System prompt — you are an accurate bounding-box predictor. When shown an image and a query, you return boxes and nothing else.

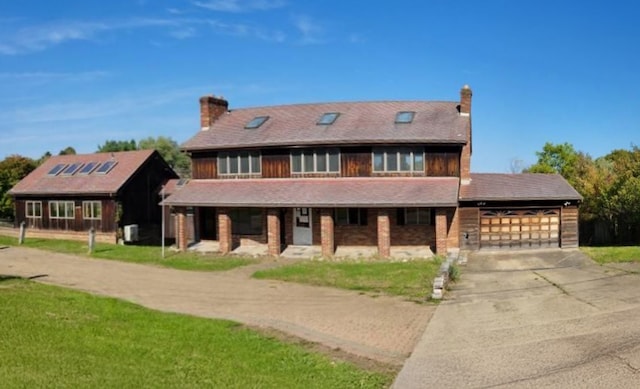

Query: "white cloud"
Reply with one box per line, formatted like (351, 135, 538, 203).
(193, 0, 285, 13)
(207, 20, 285, 42)
(292, 14, 324, 45)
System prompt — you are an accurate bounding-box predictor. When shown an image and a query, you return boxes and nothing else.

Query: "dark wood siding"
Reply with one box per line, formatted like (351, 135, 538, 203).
(426, 152, 460, 176)
(561, 206, 579, 248)
(192, 157, 217, 179)
(262, 151, 291, 178)
(341, 147, 372, 177)
(459, 207, 479, 250)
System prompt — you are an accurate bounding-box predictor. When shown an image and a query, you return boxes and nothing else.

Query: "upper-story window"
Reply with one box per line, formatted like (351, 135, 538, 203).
(218, 151, 261, 175)
(291, 148, 340, 173)
(372, 147, 424, 172)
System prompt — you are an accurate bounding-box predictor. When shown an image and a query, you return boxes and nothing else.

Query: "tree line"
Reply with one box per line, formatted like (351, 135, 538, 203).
(526, 142, 640, 245)
(0, 136, 190, 220)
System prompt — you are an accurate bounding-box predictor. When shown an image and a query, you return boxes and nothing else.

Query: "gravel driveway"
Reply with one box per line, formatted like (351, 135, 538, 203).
(0, 246, 435, 366)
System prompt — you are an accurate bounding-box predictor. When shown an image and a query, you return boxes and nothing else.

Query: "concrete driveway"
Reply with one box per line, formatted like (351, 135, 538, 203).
(394, 249, 640, 388)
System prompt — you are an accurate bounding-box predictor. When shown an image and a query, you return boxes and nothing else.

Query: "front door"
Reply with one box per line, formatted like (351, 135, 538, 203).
(293, 207, 312, 245)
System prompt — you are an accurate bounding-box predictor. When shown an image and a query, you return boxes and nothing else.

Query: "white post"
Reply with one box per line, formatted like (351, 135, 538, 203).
(88, 227, 95, 254)
(161, 185, 165, 259)
(18, 221, 26, 245)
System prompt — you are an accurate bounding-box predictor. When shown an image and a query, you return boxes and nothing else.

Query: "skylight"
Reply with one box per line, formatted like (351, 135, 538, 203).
(245, 116, 269, 129)
(78, 162, 99, 174)
(395, 111, 415, 124)
(61, 163, 83, 175)
(317, 112, 340, 125)
(95, 160, 117, 174)
(47, 164, 67, 176)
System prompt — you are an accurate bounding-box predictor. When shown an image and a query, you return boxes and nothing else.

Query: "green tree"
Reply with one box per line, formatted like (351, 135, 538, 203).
(58, 146, 76, 155)
(525, 142, 579, 179)
(96, 139, 137, 153)
(0, 155, 37, 219)
(138, 136, 190, 177)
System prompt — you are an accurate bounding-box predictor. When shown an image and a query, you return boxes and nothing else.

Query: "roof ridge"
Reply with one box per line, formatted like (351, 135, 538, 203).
(228, 100, 459, 111)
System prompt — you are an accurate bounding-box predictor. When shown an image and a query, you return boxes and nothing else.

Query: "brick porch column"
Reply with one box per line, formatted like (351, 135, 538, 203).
(377, 209, 391, 258)
(218, 208, 232, 254)
(320, 208, 335, 257)
(435, 208, 448, 255)
(267, 208, 281, 256)
(176, 207, 187, 251)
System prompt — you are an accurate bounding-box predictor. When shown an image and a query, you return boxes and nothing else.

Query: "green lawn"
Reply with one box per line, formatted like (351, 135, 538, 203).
(254, 259, 442, 302)
(0, 235, 255, 271)
(581, 246, 640, 264)
(0, 278, 390, 388)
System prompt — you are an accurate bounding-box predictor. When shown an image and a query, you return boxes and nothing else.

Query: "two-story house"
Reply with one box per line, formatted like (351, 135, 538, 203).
(163, 86, 581, 257)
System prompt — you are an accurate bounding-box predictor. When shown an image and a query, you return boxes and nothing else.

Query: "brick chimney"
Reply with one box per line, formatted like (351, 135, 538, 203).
(459, 84, 472, 116)
(199, 95, 229, 130)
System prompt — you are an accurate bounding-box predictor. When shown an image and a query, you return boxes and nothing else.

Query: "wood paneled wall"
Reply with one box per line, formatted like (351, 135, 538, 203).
(262, 152, 291, 178)
(192, 157, 217, 179)
(426, 152, 460, 177)
(341, 147, 372, 177)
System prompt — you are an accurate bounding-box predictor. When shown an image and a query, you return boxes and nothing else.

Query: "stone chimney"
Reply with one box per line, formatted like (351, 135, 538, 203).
(199, 95, 229, 130)
(459, 84, 472, 116)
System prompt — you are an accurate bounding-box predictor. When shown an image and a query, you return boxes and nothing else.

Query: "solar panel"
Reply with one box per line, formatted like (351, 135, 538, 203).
(61, 163, 83, 175)
(95, 160, 117, 174)
(78, 162, 98, 174)
(47, 164, 67, 176)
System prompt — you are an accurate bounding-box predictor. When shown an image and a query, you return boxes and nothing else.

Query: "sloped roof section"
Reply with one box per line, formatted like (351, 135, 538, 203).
(10, 150, 161, 196)
(162, 177, 460, 207)
(459, 173, 583, 201)
(183, 101, 469, 151)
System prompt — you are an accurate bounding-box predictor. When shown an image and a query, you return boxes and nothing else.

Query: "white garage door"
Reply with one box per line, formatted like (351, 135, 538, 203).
(480, 209, 560, 249)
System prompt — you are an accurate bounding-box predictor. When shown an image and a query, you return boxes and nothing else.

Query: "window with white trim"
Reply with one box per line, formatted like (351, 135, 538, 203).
(83, 201, 102, 220)
(26, 201, 42, 218)
(373, 147, 424, 172)
(335, 208, 368, 226)
(397, 208, 431, 225)
(291, 148, 340, 173)
(49, 201, 75, 219)
(218, 151, 261, 175)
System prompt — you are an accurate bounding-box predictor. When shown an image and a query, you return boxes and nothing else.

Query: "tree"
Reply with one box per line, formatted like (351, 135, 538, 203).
(0, 155, 37, 219)
(96, 139, 137, 153)
(36, 151, 52, 165)
(138, 136, 190, 177)
(58, 146, 76, 155)
(525, 142, 579, 179)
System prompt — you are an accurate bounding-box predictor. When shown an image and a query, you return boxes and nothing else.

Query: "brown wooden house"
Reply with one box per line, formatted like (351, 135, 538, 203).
(9, 150, 178, 243)
(163, 86, 581, 257)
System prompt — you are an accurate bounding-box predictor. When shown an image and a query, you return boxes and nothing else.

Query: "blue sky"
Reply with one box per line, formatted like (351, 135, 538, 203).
(1, 0, 638, 172)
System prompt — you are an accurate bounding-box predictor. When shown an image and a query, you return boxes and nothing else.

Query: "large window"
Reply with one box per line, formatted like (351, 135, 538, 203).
(83, 201, 102, 220)
(218, 151, 261, 175)
(230, 208, 263, 235)
(397, 208, 431, 225)
(372, 147, 424, 172)
(26, 201, 42, 218)
(49, 201, 75, 219)
(291, 148, 340, 173)
(335, 208, 368, 226)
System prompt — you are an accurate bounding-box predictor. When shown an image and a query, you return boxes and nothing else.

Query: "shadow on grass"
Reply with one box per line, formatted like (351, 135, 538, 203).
(0, 274, 49, 282)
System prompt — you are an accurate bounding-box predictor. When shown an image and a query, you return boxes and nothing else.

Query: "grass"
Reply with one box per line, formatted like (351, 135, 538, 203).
(254, 258, 442, 302)
(0, 235, 256, 271)
(0, 278, 391, 388)
(581, 246, 640, 264)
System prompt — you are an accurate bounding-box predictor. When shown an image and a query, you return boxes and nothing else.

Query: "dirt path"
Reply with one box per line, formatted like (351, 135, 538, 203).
(0, 246, 435, 365)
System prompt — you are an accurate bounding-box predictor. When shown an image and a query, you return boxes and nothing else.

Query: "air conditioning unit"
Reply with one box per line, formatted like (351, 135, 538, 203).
(124, 224, 139, 242)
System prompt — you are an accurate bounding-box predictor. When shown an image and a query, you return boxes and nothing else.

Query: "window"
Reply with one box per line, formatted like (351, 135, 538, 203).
(218, 151, 261, 175)
(78, 162, 99, 174)
(95, 161, 117, 174)
(62, 163, 83, 175)
(47, 164, 67, 176)
(372, 147, 424, 172)
(49, 201, 75, 219)
(395, 111, 415, 123)
(26, 201, 42, 218)
(245, 116, 269, 129)
(335, 208, 368, 226)
(83, 201, 102, 220)
(230, 208, 263, 235)
(397, 208, 431, 225)
(317, 112, 340, 125)
(291, 148, 340, 173)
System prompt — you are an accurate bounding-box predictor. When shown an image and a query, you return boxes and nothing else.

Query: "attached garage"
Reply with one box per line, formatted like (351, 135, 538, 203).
(459, 174, 582, 250)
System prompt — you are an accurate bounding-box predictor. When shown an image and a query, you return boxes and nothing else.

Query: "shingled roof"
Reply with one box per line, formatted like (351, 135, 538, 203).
(10, 150, 172, 196)
(182, 101, 469, 151)
(459, 173, 583, 201)
(162, 177, 460, 207)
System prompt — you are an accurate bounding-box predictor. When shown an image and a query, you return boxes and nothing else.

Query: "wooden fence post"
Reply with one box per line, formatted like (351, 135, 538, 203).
(88, 227, 95, 254)
(18, 221, 26, 245)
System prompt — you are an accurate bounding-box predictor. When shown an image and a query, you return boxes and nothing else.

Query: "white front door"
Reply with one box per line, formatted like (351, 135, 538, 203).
(293, 207, 312, 245)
